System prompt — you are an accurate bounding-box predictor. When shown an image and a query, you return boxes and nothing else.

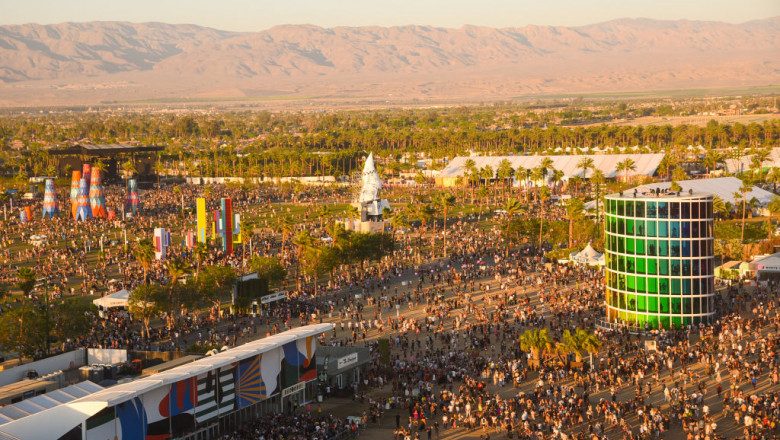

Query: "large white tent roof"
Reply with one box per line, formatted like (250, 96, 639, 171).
(723, 148, 780, 174)
(439, 154, 665, 180)
(632, 177, 775, 206)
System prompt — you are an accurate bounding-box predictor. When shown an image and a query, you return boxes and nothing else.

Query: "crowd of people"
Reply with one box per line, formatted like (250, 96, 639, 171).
(1, 179, 779, 439)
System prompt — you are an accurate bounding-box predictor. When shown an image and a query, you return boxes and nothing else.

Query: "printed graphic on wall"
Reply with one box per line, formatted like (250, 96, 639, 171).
(116, 397, 148, 440)
(235, 355, 265, 409)
(143, 385, 170, 440)
(85, 406, 117, 440)
(194, 367, 235, 424)
(260, 347, 282, 399)
(145, 377, 198, 439)
(282, 336, 317, 388)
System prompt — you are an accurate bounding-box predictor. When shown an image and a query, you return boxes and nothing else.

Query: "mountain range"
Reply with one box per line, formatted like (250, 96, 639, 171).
(0, 18, 777, 107)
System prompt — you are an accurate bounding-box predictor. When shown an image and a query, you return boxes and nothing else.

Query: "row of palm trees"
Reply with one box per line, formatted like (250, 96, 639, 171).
(519, 328, 602, 368)
(4, 109, 776, 156)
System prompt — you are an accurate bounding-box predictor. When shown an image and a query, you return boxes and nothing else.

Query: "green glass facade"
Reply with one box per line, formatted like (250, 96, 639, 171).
(604, 193, 715, 329)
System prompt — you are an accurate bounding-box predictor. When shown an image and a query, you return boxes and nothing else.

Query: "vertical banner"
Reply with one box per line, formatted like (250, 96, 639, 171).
(196, 198, 207, 244)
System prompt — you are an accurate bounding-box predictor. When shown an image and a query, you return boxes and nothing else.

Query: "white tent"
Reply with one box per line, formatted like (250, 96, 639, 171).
(631, 177, 775, 207)
(92, 289, 131, 309)
(438, 153, 665, 181)
(569, 243, 605, 266)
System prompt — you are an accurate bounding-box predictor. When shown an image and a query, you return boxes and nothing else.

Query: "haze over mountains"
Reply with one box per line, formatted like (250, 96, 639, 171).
(0, 18, 777, 107)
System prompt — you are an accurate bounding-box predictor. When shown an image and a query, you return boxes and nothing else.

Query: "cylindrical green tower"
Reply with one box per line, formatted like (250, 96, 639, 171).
(604, 192, 715, 329)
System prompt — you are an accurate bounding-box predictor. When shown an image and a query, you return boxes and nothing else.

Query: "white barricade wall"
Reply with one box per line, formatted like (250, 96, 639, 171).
(0, 349, 86, 387)
(87, 348, 128, 365)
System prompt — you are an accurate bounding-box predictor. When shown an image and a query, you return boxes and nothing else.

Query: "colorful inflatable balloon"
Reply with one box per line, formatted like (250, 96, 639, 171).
(89, 169, 107, 218)
(76, 178, 92, 221)
(126, 178, 140, 215)
(81, 164, 91, 190)
(42, 178, 59, 218)
(70, 171, 82, 220)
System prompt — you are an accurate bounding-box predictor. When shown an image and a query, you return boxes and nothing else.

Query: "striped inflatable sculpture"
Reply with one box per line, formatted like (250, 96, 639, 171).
(42, 178, 59, 218)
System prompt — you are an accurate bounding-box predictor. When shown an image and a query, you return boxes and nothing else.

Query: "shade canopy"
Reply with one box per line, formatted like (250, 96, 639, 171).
(92, 289, 131, 309)
(569, 243, 605, 266)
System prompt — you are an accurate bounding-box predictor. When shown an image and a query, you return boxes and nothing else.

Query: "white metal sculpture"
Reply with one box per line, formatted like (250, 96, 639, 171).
(358, 153, 390, 218)
(360, 153, 382, 203)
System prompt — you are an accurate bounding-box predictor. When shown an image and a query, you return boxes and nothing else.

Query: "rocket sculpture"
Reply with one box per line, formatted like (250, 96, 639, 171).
(126, 178, 140, 215)
(42, 178, 59, 218)
(70, 171, 82, 220)
(76, 178, 92, 221)
(89, 168, 107, 218)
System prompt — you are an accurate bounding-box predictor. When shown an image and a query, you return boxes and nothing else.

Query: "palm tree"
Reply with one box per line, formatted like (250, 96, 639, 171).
(128, 283, 161, 340)
(154, 159, 165, 188)
(15, 267, 37, 365)
(134, 239, 155, 285)
(345, 205, 360, 221)
(409, 203, 435, 263)
(616, 158, 637, 183)
(767, 196, 780, 239)
(164, 258, 192, 330)
(316, 205, 330, 229)
(519, 328, 553, 368)
(561, 328, 602, 367)
(538, 187, 551, 248)
(577, 157, 595, 180)
(464, 159, 478, 202)
(751, 147, 771, 181)
(193, 242, 209, 275)
(92, 159, 108, 174)
(540, 157, 554, 175)
(565, 198, 585, 248)
(740, 181, 752, 243)
(660, 154, 677, 179)
(435, 194, 457, 258)
(712, 196, 727, 220)
(515, 165, 527, 199)
(702, 149, 724, 176)
(293, 229, 316, 288)
(122, 160, 138, 179)
(590, 168, 607, 237)
(326, 221, 348, 248)
(479, 165, 494, 188)
(496, 159, 515, 199)
(277, 215, 295, 252)
(500, 197, 524, 256)
(765, 167, 780, 193)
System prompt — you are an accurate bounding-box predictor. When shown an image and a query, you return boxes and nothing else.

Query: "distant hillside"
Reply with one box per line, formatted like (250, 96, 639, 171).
(0, 18, 777, 107)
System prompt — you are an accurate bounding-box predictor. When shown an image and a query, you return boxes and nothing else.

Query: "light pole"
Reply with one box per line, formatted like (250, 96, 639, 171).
(34, 276, 50, 357)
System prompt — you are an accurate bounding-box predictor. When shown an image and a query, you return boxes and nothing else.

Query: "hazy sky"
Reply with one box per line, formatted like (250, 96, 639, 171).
(1, 0, 777, 31)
